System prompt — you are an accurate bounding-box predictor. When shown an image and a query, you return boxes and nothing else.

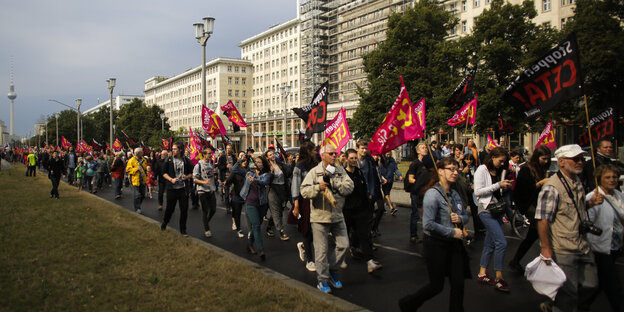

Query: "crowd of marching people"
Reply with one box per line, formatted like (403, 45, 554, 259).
(2, 137, 624, 312)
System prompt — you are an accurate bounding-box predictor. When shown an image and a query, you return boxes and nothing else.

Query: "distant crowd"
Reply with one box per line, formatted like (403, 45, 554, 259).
(2, 137, 623, 311)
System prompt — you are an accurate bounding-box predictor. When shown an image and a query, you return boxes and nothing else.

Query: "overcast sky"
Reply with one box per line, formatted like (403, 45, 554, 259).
(0, 0, 296, 137)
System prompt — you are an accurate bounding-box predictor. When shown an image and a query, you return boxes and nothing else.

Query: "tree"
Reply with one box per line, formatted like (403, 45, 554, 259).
(462, 0, 561, 133)
(114, 98, 173, 148)
(352, 0, 463, 139)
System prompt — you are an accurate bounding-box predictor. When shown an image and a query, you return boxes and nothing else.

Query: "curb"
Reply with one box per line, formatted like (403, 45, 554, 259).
(84, 183, 370, 312)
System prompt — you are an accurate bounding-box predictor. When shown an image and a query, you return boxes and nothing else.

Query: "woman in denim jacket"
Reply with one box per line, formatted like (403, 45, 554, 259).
(399, 157, 470, 312)
(240, 155, 271, 261)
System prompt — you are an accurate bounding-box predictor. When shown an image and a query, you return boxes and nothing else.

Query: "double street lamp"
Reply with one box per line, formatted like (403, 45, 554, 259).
(160, 113, 166, 132)
(279, 85, 291, 147)
(194, 16, 215, 108)
(107, 78, 116, 151)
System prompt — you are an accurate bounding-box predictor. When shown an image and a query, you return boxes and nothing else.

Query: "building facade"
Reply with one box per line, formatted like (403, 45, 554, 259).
(82, 95, 144, 115)
(144, 57, 252, 151)
(239, 18, 305, 150)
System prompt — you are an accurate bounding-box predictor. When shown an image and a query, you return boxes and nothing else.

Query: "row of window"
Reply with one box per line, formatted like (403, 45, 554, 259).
(252, 93, 300, 108)
(252, 80, 299, 97)
(227, 89, 247, 97)
(241, 25, 299, 53)
(226, 65, 247, 73)
(249, 39, 298, 61)
(227, 77, 247, 85)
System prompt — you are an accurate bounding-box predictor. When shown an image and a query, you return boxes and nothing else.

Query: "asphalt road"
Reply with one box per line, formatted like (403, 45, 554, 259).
(74, 181, 617, 312)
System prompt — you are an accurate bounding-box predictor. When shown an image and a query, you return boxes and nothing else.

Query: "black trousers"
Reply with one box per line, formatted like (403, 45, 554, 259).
(344, 209, 374, 260)
(163, 188, 189, 232)
(585, 251, 623, 312)
(50, 175, 60, 198)
(231, 200, 244, 231)
(399, 236, 466, 312)
(199, 191, 216, 231)
(511, 216, 538, 263)
(158, 180, 166, 206)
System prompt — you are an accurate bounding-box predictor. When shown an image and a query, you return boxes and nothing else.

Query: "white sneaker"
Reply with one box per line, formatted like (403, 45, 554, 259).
(237, 231, 245, 238)
(297, 242, 306, 262)
(367, 259, 383, 273)
(136, 209, 141, 214)
(205, 230, 212, 238)
(232, 223, 237, 231)
(306, 261, 316, 272)
(340, 260, 348, 269)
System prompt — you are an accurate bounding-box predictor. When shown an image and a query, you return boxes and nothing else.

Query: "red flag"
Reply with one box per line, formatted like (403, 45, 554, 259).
(162, 138, 170, 150)
(535, 120, 557, 149)
(188, 127, 202, 165)
(221, 100, 248, 128)
(446, 96, 477, 126)
(92, 139, 103, 151)
(61, 136, 72, 149)
(120, 130, 137, 147)
(368, 76, 424, 156)
(202, 106, 227, 139)
(112, 138, 123, 151)
(320, 108, 352, 155)
(486, 134, 500, 150)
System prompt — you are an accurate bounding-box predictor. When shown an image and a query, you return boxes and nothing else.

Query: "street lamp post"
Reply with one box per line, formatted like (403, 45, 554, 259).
(194, 16, 215, 108)
(160, 113, 166, 132)
(75, 99, 82, 144)
(55, 114, 59, 147)
(107, 78, 116, 151)
(279, 85, 291, 147)
(45, 116, 48, 147)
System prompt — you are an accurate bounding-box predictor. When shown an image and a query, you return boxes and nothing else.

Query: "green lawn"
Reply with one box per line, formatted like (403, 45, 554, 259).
(0, 165, 340, 312)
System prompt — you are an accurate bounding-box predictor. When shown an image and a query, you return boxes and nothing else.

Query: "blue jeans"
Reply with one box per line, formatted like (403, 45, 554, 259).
(478, 211, 507, 271)
(133, 184, 146, 211)
(410, 193, 421, 238)
(113, 178, 123, 196)
(246, 204, 267, 252)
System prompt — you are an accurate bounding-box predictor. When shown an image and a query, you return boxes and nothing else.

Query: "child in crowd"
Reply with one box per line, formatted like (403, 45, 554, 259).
(75, 158, 86, 192)
(146, 165, 156, 198)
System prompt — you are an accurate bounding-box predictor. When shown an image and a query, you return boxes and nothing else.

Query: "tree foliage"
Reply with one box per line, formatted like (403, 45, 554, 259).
(352, 0, 462, 139)
(115, 98, 173, 147)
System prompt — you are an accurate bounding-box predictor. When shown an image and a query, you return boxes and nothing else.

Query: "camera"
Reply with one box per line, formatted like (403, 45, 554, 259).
(580, 221, 602, 236)
(323, 174, 334, 192)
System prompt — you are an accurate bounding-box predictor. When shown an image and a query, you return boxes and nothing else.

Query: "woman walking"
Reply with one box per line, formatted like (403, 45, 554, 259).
(475, 147, 512, 292)
(265, 149, 290, 241)
(380, 150, 403, 215)
(398, 157, 470, 312)
(240, 156, 271, 261)
(586, 164, 624, 311)
(289, 141, 318, 271)
(228, 152, 249, 238)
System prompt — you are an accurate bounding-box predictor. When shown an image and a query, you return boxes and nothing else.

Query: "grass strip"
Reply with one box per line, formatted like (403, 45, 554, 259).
(0, 166, 340, 312)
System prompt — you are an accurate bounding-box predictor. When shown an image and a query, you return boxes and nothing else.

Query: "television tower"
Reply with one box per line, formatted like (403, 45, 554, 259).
(7, 60, 16, 136)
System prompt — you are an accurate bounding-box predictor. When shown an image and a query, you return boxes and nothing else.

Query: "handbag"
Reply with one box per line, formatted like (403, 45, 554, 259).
(486, 200, 507, 218)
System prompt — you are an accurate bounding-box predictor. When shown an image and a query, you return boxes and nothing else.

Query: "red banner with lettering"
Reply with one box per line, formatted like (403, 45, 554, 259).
(487, 134, 500, 150)
(320, 108, 351, 155)
(446, 96, 477, 126)
(112, 138, 123, 151)
(369, 76, 425, 156)
(535, 120, 557, 149)
(188, 127, 202, 165)
(502, 33, 583, 119)
(61, 136, 71, 150)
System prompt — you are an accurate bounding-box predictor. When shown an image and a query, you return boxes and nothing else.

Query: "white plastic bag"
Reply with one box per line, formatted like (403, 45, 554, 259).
(524, 254, 567, 301)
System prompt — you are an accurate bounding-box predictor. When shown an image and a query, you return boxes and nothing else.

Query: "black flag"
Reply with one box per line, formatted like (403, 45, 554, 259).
(293, 81, 328, 140)
(502, 33, 583, 119)
(577, 107, 616, 147)
(446, 67, 476, 111)
(120, 130, 137, 148)
(494, 112, 514, 137)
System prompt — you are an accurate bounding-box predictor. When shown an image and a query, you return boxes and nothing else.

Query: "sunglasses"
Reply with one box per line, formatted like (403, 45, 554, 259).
(566, 156, 584, 163)
(326, 152, 337, 156)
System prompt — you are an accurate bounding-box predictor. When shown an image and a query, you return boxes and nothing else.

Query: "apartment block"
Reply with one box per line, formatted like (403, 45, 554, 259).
(239, 18, 304, 150)
(144, 57, 252, 151)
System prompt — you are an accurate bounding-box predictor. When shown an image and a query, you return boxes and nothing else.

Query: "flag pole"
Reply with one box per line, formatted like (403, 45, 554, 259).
(583, 94, 599, 188)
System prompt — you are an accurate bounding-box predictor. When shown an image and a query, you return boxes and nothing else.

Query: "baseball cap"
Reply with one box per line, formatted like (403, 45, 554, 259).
(554, 144, 585, 159)
(268, 144, 275, 149)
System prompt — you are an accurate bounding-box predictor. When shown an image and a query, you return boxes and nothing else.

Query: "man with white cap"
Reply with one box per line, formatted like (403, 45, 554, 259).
(535, 144, 604, 312)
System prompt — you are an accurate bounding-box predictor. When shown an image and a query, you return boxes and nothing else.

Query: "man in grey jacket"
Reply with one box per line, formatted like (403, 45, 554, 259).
(194, 147, 217, 238)
(301, 144, 354, 294)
